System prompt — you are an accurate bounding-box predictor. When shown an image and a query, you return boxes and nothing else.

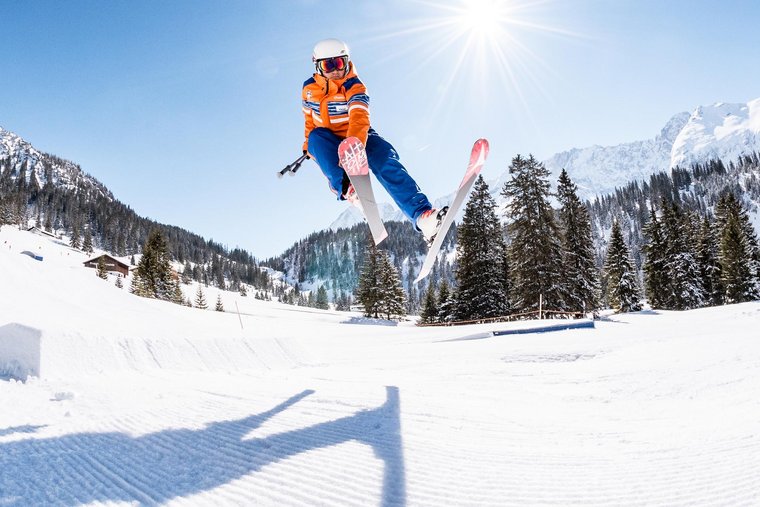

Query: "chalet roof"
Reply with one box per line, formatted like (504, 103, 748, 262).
(26, 226, 57, 238)
(83, 254, 130, 269)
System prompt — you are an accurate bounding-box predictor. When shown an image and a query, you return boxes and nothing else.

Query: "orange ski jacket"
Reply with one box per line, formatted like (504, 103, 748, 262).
(301, 63, 371, 154)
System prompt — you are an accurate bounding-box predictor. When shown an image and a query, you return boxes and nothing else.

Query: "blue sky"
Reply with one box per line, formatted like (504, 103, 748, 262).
(2, 0, 760, 258)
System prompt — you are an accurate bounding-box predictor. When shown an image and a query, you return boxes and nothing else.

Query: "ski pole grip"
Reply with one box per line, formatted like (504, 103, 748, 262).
(288, 153, 309, 176)
(277, 153, 309, 179)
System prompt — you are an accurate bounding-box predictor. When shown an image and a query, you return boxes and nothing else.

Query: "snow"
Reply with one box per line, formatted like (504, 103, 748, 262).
(671, 99, 760, 170)
(543, 112, 691, 201)
(331, 97, 760, 232)
(543, 98, 760, 202)
(2, 224, 760, 505)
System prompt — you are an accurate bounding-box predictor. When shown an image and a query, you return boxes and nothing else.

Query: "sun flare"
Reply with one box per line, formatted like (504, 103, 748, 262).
(361, 0, 581, 130)
(456, 0, 509, 39)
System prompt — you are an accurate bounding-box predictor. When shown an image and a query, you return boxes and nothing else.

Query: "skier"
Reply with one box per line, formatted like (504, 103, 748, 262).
(301, 38, 444, 242)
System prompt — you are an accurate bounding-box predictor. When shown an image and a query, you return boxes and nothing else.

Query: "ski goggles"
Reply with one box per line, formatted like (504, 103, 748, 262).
(316, 56, 349, 74)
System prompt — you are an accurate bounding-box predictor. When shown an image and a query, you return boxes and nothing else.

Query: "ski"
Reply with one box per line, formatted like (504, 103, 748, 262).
(338, 137, 388, 245)
(415, 138, 489, 283)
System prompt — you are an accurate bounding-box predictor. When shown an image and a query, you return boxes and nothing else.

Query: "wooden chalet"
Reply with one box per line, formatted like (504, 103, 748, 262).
(83, 254, 131, 277)
(26, 226, 57, 239)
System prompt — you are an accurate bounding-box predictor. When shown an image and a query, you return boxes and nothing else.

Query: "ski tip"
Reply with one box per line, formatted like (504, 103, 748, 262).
(466, 138, 489, 171)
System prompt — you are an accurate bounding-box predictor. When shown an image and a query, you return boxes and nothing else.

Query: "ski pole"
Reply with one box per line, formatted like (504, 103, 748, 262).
(277, 153, 309, 178)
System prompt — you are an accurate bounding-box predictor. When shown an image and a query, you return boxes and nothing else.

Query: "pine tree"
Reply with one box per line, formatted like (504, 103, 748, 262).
(556, 169, 600, 313)
(213, 254, 226, 290)
(130, 271, 147, 296)
(736, 199, 760, 297)
(719, 215, 755, 303)
(0, 196, 12, 226)
(406, 270, 419, 316)
(715, 192, 760, 303)
(438, 279, 455, 323)
(171, 283, 185, 305)
(0, 173, 12, 225)
(376, 250, 407, 320)
(642, 207, 669, 308)
(696, 217, 723, 306)
(96, 256, 108, 280)
(603, 221, 642, 312)
(131, 229, 182, 302)
(661, 202, 705, 310)
(356, 242, 381, 317)
(454, 176, 509, 321)
(418, 282, 439, 325)
(181, 261, 193, 284)
(115, 275, 124, 289)
(70, 222, 81, 250)
(499, 242, 512, 309)
(215, 294, 224, 312)
(334, 291, 352, 311)
(356, 244, 406, 320)
(82, 228, 93, 254)
(315, 285, 330, 310)
(291, 284, 302, 306)
(17, 202, 29, 230)
(503, 154, 566, 314)
(195, 285, 208, 309)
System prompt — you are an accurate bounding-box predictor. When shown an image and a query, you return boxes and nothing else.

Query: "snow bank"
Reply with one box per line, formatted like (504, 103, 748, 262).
(0, 323, 41, 379)
(0, 226, 333, 379)
(2, 224, 760, 505)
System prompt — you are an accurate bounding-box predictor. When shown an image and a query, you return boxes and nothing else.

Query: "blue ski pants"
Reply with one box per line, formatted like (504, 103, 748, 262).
(307, 127, 432, 225)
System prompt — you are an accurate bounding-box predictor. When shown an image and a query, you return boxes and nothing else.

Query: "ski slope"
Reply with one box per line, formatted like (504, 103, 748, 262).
(1, 225, 759, 506)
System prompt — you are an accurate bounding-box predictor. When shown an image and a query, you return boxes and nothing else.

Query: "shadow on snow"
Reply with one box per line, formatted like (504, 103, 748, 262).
(0, 387, 406, 506)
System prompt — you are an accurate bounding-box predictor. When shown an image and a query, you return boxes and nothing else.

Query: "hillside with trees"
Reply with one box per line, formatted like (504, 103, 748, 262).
(0, 153, 274, 297)
(3, 126, 758, 317)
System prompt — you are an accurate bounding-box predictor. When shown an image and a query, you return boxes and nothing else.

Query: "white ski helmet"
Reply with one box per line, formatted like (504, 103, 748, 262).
(312, 38, 350, 62)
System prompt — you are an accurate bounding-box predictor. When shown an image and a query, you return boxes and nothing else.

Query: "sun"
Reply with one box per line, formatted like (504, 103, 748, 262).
(360, 0, 581, 132)
(375, 0, 556, 88)
(409, 0, 535, 107)
(455, 0, 509, 39)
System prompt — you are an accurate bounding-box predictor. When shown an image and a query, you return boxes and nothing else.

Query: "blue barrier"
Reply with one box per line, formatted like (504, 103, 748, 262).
(20, 251, 44, 261)
(491, 319, 595, 336)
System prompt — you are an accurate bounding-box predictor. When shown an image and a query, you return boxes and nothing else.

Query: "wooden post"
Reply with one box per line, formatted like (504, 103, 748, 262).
(235, 301, 244, 330)
(539, 294, 543, 320)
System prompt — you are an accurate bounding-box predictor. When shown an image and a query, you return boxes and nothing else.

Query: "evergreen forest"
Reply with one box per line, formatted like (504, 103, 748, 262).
(3, 139, 759, 319)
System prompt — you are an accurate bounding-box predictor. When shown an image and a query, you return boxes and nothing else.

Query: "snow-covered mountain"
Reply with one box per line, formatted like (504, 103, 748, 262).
(331, 97, 760, 229)
(0, 126, 110, 198)
(542, 111, 691, 200)
(547, 98, 760, 201)
(670, 99, 760, 170)
(330, 202, 400, 230)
